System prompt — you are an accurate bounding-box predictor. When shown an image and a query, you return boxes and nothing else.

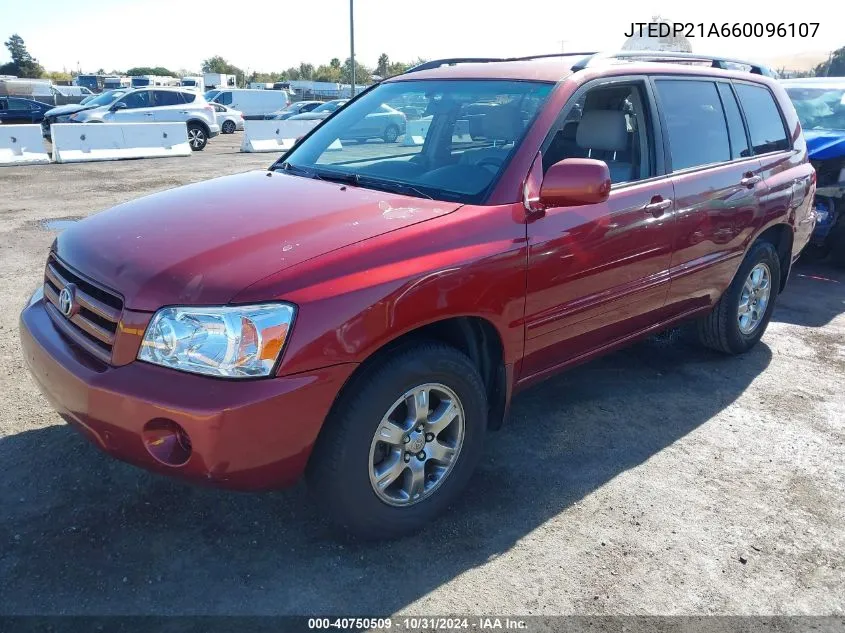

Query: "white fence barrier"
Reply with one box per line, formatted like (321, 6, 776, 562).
(51, 123, 191, 163)
(241, 119, 323, 153)
(0, 125, 51, 166)
(401, 118, 474, 146)
(402, 118, 432, 146)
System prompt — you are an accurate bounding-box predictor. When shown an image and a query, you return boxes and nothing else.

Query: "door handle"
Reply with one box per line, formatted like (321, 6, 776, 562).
(644, 197, 672, 217)
(740, 174, 761, 187)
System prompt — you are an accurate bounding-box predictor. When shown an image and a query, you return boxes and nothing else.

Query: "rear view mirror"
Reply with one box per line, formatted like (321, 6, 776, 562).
(540, 158, 611, 208)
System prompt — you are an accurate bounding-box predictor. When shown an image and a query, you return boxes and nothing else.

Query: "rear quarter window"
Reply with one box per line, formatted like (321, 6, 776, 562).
(734, 83, 790, 154)
(182, 92, 196, 103)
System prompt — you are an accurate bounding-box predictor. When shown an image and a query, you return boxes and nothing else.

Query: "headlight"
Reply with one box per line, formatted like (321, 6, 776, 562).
(138, 303, 295, 378)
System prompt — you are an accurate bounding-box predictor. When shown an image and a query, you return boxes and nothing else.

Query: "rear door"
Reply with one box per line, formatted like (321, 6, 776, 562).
(652, 78, 764, 314)
(151, 90, 186, 123)
(522, 76, 676, 379)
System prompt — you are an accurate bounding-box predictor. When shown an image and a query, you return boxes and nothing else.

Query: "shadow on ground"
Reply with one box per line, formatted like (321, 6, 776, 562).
(774, 259, 845, 328)
(0, 330, 778, 616)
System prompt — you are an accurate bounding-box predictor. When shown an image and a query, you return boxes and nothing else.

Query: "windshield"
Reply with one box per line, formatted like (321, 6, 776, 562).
(132, 78, 150, 87)
(278, 80, 553, 203)
(182, 79, 197, 86)
(786, 85, 845, 131)
(204, 89, 221, 102)
(86, 90, 124, 107)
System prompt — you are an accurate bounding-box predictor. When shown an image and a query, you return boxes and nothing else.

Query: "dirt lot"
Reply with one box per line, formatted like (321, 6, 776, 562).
(0, 133, 843, 616)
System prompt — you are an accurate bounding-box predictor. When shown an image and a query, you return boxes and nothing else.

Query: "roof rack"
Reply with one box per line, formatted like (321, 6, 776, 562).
(570, 51, 776, 77)
(405, 52, 599, 74)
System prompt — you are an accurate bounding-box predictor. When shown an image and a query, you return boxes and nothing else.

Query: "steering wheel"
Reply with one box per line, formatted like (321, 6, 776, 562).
(476, 156, 505, 173)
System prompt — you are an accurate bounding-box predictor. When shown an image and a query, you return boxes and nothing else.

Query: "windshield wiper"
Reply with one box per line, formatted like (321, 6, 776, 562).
(311, 168, 361, 186)
(362, 179, 434, 200)
(276, 161, 322, 179)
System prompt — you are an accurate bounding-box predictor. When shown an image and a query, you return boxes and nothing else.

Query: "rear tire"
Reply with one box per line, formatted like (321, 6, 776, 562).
(221, 120, 236, 134)
(306, 342, 487, 540)
(695, 239, 781, 354)
(187, 123, 208, 151)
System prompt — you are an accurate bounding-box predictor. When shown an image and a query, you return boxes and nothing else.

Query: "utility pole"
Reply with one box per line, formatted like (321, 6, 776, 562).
(350, 0, 356, 97)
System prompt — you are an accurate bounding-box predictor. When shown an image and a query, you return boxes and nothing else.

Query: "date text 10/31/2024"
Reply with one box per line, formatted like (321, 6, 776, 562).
(624, 22, 820, 38)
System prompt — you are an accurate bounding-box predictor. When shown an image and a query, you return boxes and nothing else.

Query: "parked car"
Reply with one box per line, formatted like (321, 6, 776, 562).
(268, 101, 324, 120)
(205, 88, 288, 120)
(782, 78, 845, 266)
(290, 98, 409, 142)
(288, 99, 348, 121)
(68, 87, 220, 150)
(211, 102, 244, 134)
(42, 89, 129, 138)
(20, 53, 814, 540)
(0, 96, 52, 124)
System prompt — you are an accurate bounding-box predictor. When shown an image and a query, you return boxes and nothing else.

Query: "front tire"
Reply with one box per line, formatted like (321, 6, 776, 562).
(695, 239, 781, 354)
(186, 123, 208, 151)
(306, 342, 487, 540)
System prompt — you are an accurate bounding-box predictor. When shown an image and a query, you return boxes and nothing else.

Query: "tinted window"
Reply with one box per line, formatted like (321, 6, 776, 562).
(120, 91, 152, 109)
(218, 92, 233, 105)
(9, 98, 33, 110)
(182, 92, 196, 103)
(734, 84, 790, 154)
(154, 91, 182, 106)
(717, 83, 751, 159)
(213, 103, 226, 112)
(656, 80, 730, 171)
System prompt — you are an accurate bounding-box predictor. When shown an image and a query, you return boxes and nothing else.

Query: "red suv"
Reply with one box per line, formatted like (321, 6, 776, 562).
(20, 52, 816, 539)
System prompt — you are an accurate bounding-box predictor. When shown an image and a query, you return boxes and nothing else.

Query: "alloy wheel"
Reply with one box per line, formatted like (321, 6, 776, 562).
(368, 383, 465, 507)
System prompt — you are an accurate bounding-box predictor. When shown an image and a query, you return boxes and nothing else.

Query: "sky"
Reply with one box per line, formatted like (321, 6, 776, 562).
(1, 0, 842, 74)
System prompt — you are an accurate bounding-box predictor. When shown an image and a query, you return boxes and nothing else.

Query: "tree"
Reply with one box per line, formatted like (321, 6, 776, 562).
(126, 66, 175, 77)
(330, 58, 341, 70)
(2, 34, 44, 78)
(43, 70, 72, 82)
(813, 46, 845, 77)
(201, 56, 245, 86)
(376, 53, 389, 78)
(341, 57, 373, 86)
(298, 62, 314, 80)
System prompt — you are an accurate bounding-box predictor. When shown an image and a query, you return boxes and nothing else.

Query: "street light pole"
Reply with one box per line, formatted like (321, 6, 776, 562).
(350, 0, 356, 97)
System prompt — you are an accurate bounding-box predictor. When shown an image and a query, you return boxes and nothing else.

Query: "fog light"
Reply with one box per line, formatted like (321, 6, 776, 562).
(142, 419, 192, 467)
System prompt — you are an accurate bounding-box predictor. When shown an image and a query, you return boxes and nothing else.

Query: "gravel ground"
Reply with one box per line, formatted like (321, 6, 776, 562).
(0, 133, 843, 616)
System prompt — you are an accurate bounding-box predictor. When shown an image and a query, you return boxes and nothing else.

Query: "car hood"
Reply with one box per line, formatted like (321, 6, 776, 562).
(54, 170, 460, 311)
(45, 103, 93, 118)
(804, 129, 845, 161)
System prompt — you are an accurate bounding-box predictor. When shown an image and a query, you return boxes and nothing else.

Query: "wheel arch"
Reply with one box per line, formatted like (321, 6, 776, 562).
(753, 222, 794, 293)
(186, 118, 210, 136)
(322, 316, 510, 436)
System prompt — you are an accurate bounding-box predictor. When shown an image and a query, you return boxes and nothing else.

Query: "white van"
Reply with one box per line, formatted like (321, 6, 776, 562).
(206, 88, 288, 119)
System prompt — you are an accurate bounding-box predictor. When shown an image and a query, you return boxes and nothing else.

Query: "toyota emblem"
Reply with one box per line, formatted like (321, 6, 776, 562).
(58, 284, 76, 318)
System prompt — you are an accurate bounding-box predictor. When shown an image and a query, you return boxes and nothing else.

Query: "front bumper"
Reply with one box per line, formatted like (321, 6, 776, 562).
(20, 298, 356, 490)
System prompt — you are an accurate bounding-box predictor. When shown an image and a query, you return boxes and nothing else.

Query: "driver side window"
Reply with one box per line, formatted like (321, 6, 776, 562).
(542, 81, 655, 185)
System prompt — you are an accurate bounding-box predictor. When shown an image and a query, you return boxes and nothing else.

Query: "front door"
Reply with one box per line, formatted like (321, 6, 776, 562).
(521, 78, 676, 381)
(104, 90, 154, 123)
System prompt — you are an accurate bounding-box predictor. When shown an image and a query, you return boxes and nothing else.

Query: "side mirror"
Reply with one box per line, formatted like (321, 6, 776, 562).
(539, 158, 612, 208)
(110, 102, 127, 111)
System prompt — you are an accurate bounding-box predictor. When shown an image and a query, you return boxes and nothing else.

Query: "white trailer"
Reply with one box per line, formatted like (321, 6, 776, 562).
(181, 76, 205, 92)
(203, 73, 236, 90)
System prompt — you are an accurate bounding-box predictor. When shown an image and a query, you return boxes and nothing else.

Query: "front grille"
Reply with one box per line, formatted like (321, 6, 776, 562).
(43, 255, 123, 364)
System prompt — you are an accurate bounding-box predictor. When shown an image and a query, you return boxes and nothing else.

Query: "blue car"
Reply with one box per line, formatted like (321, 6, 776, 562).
(783, 78, 845, 265)
(0, 96, 53, 124)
